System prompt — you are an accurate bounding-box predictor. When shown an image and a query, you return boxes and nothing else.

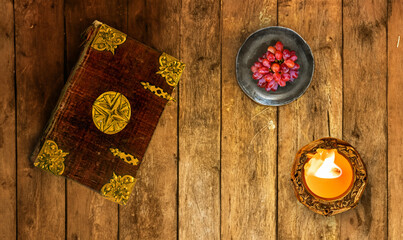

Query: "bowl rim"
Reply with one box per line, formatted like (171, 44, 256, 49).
(235, 26, 315, 106)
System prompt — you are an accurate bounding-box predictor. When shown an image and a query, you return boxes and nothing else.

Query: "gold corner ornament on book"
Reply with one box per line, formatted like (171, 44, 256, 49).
(101, 172, 137, 205)
(110, 148, 139, 166)
(157, 53, 185, 87)
(30, 20, 184, 205)
(34, 140, 68, 176)
(91, 24, 126, 54)
(92, 91, 131, 135)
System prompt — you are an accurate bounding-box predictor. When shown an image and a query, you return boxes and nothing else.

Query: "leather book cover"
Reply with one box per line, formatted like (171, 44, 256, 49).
(30, 20, 185, 205)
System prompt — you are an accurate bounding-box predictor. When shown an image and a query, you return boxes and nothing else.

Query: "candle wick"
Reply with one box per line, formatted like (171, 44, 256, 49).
(314, 151, 342, 179)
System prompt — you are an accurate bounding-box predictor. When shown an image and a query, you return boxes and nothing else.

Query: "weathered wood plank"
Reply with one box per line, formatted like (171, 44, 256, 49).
(179, 0, 221, 239)
(277, 0, 343, 239)
(64, 1, 127, 239)
(15, 0, 65, 239)
(126, 0, 146, 43)
(64, 0, 128, 71)
(0, 0, 16, 239)
(341, 0, 387, 239)
(221, 0, 277, 239)
(119, 0, 180, 239)
(387, 0, 403, 239)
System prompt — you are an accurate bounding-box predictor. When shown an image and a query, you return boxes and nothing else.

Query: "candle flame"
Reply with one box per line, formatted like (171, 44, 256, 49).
(305, 149, 342, 179)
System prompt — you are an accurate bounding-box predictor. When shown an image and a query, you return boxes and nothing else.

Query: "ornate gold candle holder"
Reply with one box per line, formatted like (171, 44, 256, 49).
(291, 137, 367, 216)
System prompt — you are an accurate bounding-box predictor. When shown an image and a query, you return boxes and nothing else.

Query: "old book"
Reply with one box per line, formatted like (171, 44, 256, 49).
(30, 20, 184, 205)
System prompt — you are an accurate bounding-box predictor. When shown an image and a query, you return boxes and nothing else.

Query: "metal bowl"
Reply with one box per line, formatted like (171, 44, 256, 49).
(236, 26, 314, 106)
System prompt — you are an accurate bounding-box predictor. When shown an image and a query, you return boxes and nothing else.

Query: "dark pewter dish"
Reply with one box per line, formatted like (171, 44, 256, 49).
(236, 26, 314, 106)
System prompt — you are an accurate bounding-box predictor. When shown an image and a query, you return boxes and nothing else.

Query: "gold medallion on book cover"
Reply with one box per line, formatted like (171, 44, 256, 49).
(92, 91, 131, 134)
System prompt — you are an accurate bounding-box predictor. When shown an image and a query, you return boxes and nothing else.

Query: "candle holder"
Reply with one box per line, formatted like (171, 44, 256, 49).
(291, 137, 367, 216)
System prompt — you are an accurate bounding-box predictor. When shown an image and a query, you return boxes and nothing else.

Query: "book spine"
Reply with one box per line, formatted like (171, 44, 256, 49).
(30, 22, 101, 163)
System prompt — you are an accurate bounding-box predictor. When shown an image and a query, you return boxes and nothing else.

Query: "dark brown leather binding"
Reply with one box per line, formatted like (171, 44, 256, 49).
(30, 20, 184, 205)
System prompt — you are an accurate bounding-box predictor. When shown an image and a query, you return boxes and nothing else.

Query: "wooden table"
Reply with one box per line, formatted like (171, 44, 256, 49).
(1, 0, 402, 239)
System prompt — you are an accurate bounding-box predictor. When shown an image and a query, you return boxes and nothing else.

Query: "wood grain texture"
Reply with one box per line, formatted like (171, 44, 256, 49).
(15, 0, 66, 239)
(64, 1, 126, 239)
(342, 0, 387, 239)
(179, 0, 221, 239)
(64, 0, 128, 72)
(0, 0, 16, 239)
(6, 0, 400, 238)
(388, 0, 403, 239)
(119, 0, 180, 239)
(221, 0, 277, 239)
(277, 0, 343, 239)
(126, 0, 146, 43)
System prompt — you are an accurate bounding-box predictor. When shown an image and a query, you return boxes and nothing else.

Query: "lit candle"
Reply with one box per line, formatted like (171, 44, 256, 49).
(291, 138, 367, 216)
(303, 149, 354, 200)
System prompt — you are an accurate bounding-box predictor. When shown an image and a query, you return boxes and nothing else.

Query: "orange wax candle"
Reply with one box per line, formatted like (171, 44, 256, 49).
(303, 149, 354, 200)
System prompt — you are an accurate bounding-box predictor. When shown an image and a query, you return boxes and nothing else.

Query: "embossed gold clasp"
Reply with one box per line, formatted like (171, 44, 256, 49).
(34, 140, 68, 176)
(110, 148, 139, 166)
(140, 82, 175, 101)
